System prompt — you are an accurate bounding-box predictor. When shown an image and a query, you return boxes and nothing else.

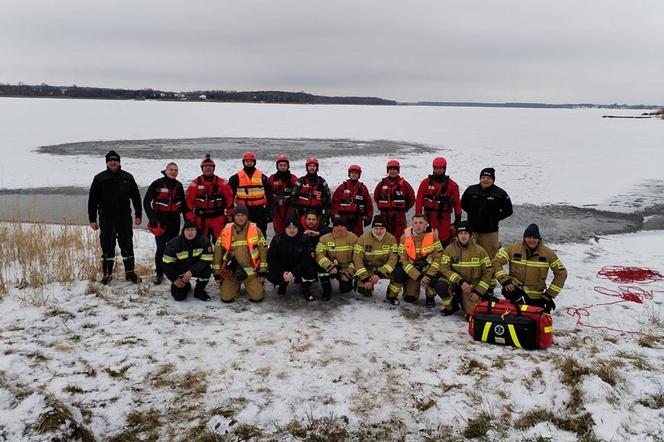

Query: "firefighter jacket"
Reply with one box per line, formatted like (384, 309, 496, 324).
(143, 173, 188, 221)
(213, 222, 268, 276)
(228, 167, 273, 208)
(185, 175, 234, 219)
(353, 231, 399, 281)
(268, 171, 298, 209)
(440, 238, 493, 295)
(492, 241, 567, 299)
(267, 232, 314, 279)
(292, 173, 332, 219)
(331, 179, 374, 223)
(162, 234, 213, 281)
(461, 183, 513, 233)
(315, 231, 358, 274)
(373, 176, 415, 212)
(415, 175, 461, 218)
(398, 227, 444, 280)
(88, 167, 142, 222)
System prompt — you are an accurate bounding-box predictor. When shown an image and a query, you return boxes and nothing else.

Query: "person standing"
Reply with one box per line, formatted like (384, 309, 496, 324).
(415, 157, 461, 247)
(461, 167, 513, 290)
(331, 164, 373, 236)
(88, 150, 142, 284)
(185, 154, 234, 243)
(162, 220, 213, 302)
(228, 152, 273, 236)
(268, 155, 298, 233)
(143, 162, 189, 284)
(291, 157, 332, 225)
(373, 160, 415, 239)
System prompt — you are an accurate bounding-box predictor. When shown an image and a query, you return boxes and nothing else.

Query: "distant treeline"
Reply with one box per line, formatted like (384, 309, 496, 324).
(413, 101, 662, 110)
(0, 83, 397, 106)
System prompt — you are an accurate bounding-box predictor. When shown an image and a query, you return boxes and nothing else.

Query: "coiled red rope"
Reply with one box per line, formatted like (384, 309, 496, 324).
(566, 266, 663, 337)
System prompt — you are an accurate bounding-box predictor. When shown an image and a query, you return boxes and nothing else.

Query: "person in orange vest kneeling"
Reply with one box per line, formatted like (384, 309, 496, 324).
(213, 205, 269, 303)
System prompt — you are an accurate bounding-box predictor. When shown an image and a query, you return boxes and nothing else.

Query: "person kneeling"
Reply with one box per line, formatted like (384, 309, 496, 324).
(353, 215, 399, 301)
(162, 220, 213, 301)
(267, 217, 317, 300)
(438, 221, 493, 317)
(315, 218, 358, 301)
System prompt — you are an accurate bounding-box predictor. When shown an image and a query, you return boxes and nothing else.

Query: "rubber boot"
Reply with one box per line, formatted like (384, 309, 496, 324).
(300, 282, 314, 302)
(193, 282, 211, 302)
(101, 259, 114, 285)
(321, 282, 332, 301)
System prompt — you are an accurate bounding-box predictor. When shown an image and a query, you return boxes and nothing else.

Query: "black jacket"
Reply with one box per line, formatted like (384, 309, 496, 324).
(461, 183, 513, 233)
(267, 232, 314, 278)
(88, 167, 142, 222)
(162, 234, 213, 280)
(142, 173, 189, 222)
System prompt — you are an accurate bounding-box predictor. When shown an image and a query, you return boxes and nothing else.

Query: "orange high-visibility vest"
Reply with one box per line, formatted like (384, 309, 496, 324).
(236, 169, 267, 207)
(220, 222, 261, 269)
(403, 227, 435, 262)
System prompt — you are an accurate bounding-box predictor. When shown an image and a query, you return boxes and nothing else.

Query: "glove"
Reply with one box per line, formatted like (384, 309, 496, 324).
(363, 218, 371, 227)
(541, 294, 556, 313)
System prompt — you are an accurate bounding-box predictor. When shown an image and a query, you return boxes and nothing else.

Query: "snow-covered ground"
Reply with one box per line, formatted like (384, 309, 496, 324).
(0, 98, 663, 441)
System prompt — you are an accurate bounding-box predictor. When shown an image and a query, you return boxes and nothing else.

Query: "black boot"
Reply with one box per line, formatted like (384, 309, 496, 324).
(277, 281, 288, 296)
(193, 283, 211, 302)
(126, 271, 141, 284)
(321, 283, 332, 301)
(386, 297, 400, 306)
(403, 295, 417, 303)
(300, 282, 314, 302)
(101, 260, 114, 285)
(425, 297, 436, 309)
(153, 274, 164, 285)
(441, 304, 460, 316)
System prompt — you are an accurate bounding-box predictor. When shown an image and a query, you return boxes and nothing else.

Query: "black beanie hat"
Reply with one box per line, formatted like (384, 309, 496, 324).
(183, 220, 197, 230)
(480, 167, 495, 180)
(372, 215, 386, 228)
(233, 205, 249, 217)
(332, 217, 347, 227)
(456, 220, 472, 235)
(105, 150, 121, 162)
(284, 217, 299, 230)
(523, 223, 541, 239)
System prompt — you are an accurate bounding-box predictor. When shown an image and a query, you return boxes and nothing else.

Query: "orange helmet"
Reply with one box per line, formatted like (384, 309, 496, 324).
(432, 157, 447, 168)
(348, 164, 362, 177)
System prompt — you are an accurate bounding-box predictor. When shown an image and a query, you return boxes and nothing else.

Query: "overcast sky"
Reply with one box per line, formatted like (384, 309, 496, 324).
(2, 0, 663, 103)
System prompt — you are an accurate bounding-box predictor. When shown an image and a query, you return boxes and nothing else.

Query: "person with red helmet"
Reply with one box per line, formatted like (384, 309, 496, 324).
(143, 162, 190, 285)
(373, 159, 416, 239)
(268, 154, 298, 233)
(228, 152, 273, 237)
(331, 164, 373, 236)
(185, 154, 234, 243)
(415, 156, 462, 246)
(291, 156, 332, 225)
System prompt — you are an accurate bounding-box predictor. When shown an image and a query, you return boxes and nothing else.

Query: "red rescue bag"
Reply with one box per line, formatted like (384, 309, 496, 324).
(468, 299, 553, 350)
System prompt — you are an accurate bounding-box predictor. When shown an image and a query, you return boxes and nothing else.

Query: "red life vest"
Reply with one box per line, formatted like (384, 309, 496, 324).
(193, 176, 227, 216)
(235, 169, 267, 207)
(337, 180, 367, 214)
(269, 173, 297, 207)
(422, 176, 452, 213)
(297, 176, 325, 209)
(376, 177, 407, 210)
(151, 179, 182, 213)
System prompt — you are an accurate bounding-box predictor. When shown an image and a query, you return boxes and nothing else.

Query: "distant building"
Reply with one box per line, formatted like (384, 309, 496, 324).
(198, 94, 207, 100)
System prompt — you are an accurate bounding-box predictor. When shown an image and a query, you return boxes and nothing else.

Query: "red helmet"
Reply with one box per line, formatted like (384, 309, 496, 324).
(386, 160, 400, 171)
(275, 154, 289, 166)
(147, 221, 165, 236)
(348, 164, 362, 177)
(432, 157, 447, 168)
(305, 157, 319, 168)
(200, 154, 215, 168)
(242, 152, 257, 162)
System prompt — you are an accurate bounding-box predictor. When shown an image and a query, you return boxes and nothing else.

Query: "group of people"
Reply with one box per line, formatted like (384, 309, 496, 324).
(87, 149, 567, 316)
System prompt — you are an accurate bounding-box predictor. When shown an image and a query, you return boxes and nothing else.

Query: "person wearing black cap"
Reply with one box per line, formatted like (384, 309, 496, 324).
(315, 217, 358, 300)
(161, 220, 213, 301)
(266, 217, 317, 300)
(461, 167, 513, 291)
(213, 204, 269, 302)
(143, 162, 189, 285)
(438, 221, 494, 317)
(353, 215, 399, 302)
(492, 224, 567, 313)
(185, 154, 234, 243)
(88, 150, 142, 284)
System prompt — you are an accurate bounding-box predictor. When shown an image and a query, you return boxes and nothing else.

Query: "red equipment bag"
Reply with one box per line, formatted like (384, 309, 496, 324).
(468, 299, 553, 350)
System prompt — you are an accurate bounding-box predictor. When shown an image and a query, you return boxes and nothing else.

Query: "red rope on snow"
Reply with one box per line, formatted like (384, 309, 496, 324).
(596, 266, 664, 284)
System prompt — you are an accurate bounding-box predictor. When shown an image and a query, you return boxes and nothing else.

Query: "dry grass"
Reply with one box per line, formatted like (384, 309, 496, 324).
(0, 222, 100, 298)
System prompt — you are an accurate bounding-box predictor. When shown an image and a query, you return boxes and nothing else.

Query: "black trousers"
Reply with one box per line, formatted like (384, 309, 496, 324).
(99, 215, 135, 274)
(501, 286, 546, 308)
(169, 266, 212, 301)
(319, 274, 354, 293)
(247, 206, 268, 239)
(266, 264, 317, 286)
(154, 214, 181, 276)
